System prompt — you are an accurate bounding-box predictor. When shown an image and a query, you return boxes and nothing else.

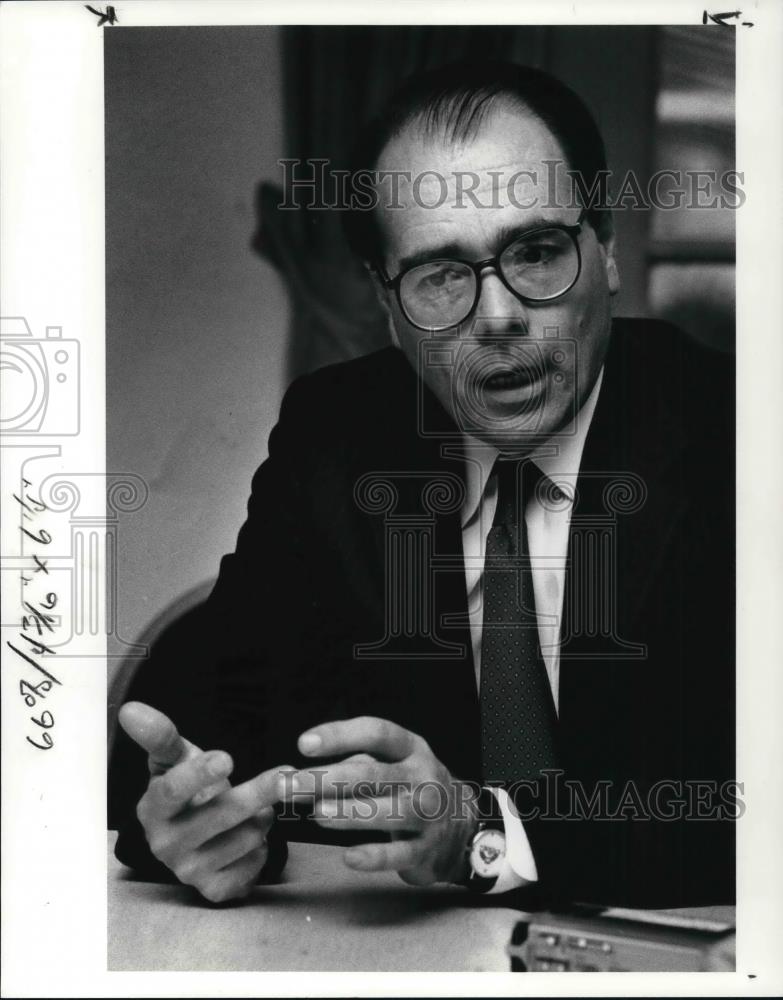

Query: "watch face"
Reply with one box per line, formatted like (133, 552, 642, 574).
(471, 828, 506, 878)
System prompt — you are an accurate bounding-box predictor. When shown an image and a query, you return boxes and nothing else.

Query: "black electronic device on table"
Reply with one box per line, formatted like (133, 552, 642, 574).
(508, 904, 736, 972)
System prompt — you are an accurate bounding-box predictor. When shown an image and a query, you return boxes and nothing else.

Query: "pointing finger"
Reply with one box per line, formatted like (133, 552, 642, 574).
(281, 757, 396, 801)
(179, 765, 296, 845)
(343, 839, 422, 873)
(313, 795, 419, 832)
(220, 764, 296, 820)
(119, 702, 196, 772)
(298, 717, 415, 763)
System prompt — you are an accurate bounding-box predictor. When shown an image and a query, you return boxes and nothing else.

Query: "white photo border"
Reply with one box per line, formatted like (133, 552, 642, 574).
(1, 0, 781, 996)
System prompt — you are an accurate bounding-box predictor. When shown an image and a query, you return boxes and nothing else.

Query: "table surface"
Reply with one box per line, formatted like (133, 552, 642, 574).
(108, 833, 735, 973)
(108, 832, 522, 972)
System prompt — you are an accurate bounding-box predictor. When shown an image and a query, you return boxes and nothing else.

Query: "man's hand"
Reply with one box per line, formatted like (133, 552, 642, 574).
(280, 716, 478, 886)
(118, 702, 293, 903)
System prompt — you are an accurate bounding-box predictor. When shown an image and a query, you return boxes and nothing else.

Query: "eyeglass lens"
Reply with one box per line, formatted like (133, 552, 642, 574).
(399, 227, 579, 330)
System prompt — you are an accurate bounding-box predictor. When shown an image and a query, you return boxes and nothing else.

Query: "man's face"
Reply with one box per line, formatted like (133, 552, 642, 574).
(374, 103, 619, 451)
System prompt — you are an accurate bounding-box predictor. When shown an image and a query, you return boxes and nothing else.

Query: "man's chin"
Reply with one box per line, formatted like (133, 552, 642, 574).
(450, 401, 567, 450)
(461, 422, 559, 454)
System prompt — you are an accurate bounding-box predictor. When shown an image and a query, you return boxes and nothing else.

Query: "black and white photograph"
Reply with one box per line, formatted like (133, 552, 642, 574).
(2, 2, 782, 994)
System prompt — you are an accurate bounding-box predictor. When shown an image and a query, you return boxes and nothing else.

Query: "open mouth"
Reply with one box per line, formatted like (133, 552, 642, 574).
(482, 366, 539, 391)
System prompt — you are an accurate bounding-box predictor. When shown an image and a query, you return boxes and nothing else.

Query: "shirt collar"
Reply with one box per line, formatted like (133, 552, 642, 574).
(460, 367, 604, 528)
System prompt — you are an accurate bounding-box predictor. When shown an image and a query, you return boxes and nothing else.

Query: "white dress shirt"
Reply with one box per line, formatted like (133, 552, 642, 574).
(460, 369, 604, 891)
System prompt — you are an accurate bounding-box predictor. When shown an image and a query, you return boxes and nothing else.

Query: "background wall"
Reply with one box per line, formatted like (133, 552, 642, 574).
(106, 27, 287, 678)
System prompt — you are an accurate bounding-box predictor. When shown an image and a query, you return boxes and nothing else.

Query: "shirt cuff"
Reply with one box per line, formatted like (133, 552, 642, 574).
(485, 786, 539, 894)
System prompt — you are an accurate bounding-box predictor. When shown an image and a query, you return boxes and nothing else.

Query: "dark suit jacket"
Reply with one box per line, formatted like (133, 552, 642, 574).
(111, 318, 735, 908)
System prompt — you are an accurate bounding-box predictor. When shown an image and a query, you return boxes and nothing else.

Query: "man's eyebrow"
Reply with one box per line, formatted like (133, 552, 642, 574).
(394, 216, 577, 273)
(492, 216, 571, 247)
(396, 242, 466, 272)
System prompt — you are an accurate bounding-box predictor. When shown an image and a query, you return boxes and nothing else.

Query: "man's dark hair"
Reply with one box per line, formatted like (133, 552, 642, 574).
(342, 59, 612, 266)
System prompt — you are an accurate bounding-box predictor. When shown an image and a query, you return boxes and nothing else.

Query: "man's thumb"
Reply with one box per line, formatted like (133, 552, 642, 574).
(118, 701, 194, 772)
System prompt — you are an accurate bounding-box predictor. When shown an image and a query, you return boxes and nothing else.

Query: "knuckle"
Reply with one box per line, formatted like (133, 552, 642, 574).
(350, 753, 375, 766)
(255, 808, 275, 834)
(222, 799, 248, 829)
(249, 811, 271, 834)
(252, 782, 274, 813)
(398, 758, 416, 783)
(199, 881, 229, 904)
(153, 773, 177, 804)
(372, 761, 390, 786)
(147, 831, 175, 863)
(136, 795, 151, 825)
(356, 715, 378, 734)
(405, 757, 427, 786)
(235, 825, 263, 856)
(248, 826, 267, 851)
(209, 791, 240, 828)
(243, 845, 268, 874)
(377, 718, 394, 741)
(173, 856, 201, 885)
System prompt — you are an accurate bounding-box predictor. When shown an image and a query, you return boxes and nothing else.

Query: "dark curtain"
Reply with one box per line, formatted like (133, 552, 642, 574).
(254, 26, 549, 378)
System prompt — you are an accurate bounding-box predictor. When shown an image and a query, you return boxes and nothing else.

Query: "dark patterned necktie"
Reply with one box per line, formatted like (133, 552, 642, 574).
(480, 458, 559, 784)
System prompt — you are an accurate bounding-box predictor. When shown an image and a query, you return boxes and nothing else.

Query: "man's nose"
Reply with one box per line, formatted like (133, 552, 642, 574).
(473, 269, 530, 331)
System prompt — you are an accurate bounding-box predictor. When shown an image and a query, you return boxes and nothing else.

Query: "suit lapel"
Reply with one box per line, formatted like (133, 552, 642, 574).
(562, 324, 688, 656)
(355, 351, 481, 773)
(557, 323, 691, 771)
(354, 349, 474, 666)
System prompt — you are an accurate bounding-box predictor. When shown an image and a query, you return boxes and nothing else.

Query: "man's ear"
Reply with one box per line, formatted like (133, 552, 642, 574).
(366, 263, 390, 312)
(600, 232, 621, 297)
(366, 264, 401, 347)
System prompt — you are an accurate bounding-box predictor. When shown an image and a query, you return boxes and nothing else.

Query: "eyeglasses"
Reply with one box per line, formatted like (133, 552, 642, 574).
(376, 210, 587, 332)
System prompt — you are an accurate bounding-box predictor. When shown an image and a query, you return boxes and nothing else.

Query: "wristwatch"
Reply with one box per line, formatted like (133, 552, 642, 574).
(465, 787, 507, 892)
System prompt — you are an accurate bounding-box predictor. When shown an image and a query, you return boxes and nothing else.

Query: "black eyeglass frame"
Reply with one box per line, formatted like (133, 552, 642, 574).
(374, 208, 588, 332)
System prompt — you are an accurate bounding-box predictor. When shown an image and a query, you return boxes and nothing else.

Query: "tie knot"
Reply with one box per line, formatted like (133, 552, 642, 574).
(491, 458, 544, 527)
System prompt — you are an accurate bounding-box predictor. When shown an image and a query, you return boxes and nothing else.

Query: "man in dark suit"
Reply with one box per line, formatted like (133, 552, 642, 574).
(111, 62, 735, 908)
